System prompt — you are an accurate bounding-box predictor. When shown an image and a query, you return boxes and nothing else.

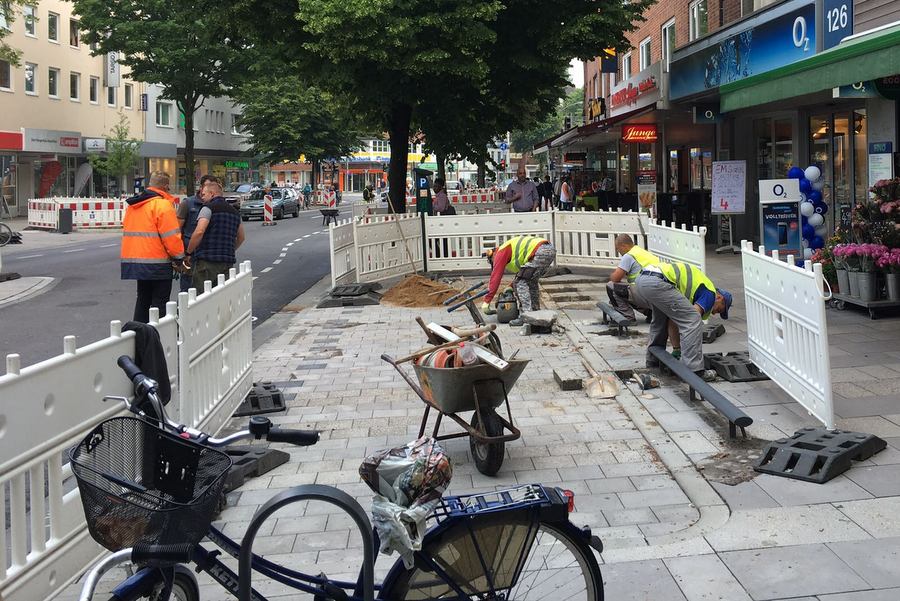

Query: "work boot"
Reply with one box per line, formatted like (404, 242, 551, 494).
(509, 317, 525, 327)
(645, 358, 660, 369)
(696, 369, 718, 382)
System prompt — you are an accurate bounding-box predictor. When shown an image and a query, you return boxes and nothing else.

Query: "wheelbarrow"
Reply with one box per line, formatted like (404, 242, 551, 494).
(382, 352, 528, 476)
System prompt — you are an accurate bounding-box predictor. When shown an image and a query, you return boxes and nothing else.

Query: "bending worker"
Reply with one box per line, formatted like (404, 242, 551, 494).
(606, 234, 659, 323)
(635, 261, 733, 381)
(482, 236, 557, 326)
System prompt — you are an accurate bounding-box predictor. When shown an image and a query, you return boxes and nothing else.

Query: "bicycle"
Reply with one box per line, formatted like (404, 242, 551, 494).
(0, 220, 12, 246)
(74, 356, 605, 601)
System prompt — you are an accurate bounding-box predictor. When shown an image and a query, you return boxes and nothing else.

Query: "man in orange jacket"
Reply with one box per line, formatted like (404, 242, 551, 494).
(120, 171, 185, 322)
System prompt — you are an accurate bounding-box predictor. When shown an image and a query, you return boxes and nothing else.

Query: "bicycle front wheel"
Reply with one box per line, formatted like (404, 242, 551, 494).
(381, 518, 603, 600)
(0, 222, 12, 247)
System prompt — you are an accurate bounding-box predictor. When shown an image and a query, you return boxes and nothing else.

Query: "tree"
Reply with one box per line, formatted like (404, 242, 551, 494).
(232, 76, 364, 190)
(510, 87, 585, 153)
(88, 112, 141, 193)
(0, 0, 37, 64)
(71, 0, 245, 195)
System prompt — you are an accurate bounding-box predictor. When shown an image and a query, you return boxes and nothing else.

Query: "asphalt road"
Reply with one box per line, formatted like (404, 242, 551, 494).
(0, 204, 354, 367)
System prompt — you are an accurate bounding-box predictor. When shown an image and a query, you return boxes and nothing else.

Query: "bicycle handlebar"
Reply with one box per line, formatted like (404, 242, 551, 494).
(131, 543, 195, 564)
(267, 428, 319, 446)
(117, 355, 143, 381)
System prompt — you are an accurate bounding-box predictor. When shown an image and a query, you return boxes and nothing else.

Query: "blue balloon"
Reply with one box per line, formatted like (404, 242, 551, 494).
(799, 179, 813, 194)
(802, 224, 815, 239)
(813, 200, 828, 215)
(801, 215, 809, 225)
(810, 235, 824, 250)
(808, 190, 823, 203)
(788, 167, 804, 179)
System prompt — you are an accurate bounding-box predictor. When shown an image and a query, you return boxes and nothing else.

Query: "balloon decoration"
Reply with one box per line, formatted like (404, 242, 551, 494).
(794, 164, 827, 252)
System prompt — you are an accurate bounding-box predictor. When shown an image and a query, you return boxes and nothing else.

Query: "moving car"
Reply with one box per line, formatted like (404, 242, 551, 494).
(240, 188, 301, 221)
(224, 182, 262, 205)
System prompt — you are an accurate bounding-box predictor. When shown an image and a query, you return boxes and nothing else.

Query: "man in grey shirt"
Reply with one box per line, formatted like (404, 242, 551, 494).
(505, 167, 539, 212)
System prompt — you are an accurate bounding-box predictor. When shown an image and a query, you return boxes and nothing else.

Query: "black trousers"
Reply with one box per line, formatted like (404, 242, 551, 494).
(134, 279, 173, 323)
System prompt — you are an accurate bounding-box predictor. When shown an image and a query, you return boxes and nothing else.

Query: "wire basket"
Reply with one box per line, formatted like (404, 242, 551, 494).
(69, 416, 232, 551)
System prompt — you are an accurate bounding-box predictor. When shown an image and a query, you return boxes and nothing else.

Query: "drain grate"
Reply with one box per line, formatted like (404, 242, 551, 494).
(704, 351, 768, 382)
(755, 427, 886, 483)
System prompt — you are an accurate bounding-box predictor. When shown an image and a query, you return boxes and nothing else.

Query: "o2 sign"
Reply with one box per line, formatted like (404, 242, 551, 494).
(792, 15, 811, 52)
(823, 0, 853, 49)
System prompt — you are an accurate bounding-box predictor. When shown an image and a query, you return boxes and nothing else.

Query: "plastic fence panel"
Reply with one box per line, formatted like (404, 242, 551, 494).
(741, 241, 834, 428)
(648, 220, 708, 272)
(330, 219, 358, 287)
(355, 215, 423, 283)
(554, 210, 649, 268)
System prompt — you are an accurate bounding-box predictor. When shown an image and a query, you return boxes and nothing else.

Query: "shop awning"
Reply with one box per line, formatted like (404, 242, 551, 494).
(720, 22, 900, 112)
(532, 106, 654, 152)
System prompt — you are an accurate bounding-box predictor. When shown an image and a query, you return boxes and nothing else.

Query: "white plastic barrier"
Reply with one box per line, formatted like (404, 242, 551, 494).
(0, 308, 177, 601)
(27, 197, 126, 230)
(330, 218, 358, 287)
(741, 241, 834, 428)
(26, 200, 59, 230)
(555, 209, 650, 269)
(647, 220, 708, 272)
(424, 212, 554, 272)
(356, 214, 424, 283)
(177, 261, 254, 433)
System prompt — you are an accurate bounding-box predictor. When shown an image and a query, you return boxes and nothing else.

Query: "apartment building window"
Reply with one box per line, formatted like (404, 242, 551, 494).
(24, 6, 36, 37)
(689, 0, 708, 41)
(622, 52, 632, 80)
(0, 60, 10, 91)
(639, 38, 651, 71)
(48, 67, 60, 97)
(24, 63, 36, 95)
(48, 12, 59, 42)
(372, 140, 389, 153)
(662, 19, 675, 71)
(231, 114, 243, 135)
(107, 85, 116, 106)
(124, 83, 132, 108)
(70, 72, 80, 101)
(69, 19, 80, 47)
(156, 101, 173, 127)
(89, 76, 98, 103)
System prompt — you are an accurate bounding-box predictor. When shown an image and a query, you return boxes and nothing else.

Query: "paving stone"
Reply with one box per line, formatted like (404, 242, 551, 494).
(586, 477, 636, 494)
(753, 473, 873, 506)
(845, 464, 900, 497)
(600, 559, 687, 601)
(818, 589, 900, 600)
(721, 544, 869, 600)
(603, 507, 658, 527)
(711, 481, 780, 510)
(618, 487, 691, 508)
(670, 430, 720, 455)
(835, 416, 900, 438)
(664, 554, 752, 601)
(630, 474, 680, 491)
(828, 537, 900, 589)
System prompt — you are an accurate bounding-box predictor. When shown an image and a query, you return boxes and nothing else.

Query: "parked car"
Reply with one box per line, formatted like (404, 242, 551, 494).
(240, 188, 300, 221)
(223, 182, 262, 206)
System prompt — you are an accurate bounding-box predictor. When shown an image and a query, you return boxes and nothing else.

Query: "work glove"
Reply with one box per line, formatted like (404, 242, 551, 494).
(481, 302, 496, 315)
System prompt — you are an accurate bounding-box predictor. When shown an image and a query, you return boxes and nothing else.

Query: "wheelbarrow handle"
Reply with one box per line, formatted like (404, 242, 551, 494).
(380, 353, 430, 403)
(442, 281, 485, 306)
(447, 288, 488, 312)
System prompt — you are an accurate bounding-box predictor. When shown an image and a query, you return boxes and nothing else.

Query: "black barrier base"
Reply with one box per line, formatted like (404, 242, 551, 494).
(702, 323, 726, 343)
(234, 382, 286, 417)
(704, 351, 769, 382)
(755, 428, 886, 483)
(221, 446, 290, 495)
(317, 284, 382, 308)
(596, 301, 634, 337)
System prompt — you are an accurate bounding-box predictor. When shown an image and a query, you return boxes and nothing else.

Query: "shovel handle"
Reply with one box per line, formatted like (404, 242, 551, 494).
(447, 289, 488, 312)
(442, 281, 485, 306)
(393, 339, 470, 365)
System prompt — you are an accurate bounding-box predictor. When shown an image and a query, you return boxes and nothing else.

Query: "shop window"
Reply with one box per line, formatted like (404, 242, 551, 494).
(622, 52, 632, 79)
(689, 0, 708, 41)
(124, 83, 132, 108)
(1, 155, 17, 208)
(639, 38, 651, 71)
(773, 119, 793, 178)
(833, 116, 851, 208)
(24, 62, 36, 95)
(619, 145, 631, 192)
(668, 150, 679, 192)
(70, 19, 80, 47)
(0, 60, 10, 91)
(23, 6, 35, 37)
(661, 19, 675, 72)
(638, 143, 654, 173)
(70, 72, 80, 101)
(853, 109, 867, 202)
(48, 12, 59, 42)
(89, 76, 98, 103)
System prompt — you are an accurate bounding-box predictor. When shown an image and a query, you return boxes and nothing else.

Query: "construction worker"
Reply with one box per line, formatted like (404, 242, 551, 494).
(635, 261, 733, 380)
(481, 236, 556, 326)
(606, 234, 659, 323)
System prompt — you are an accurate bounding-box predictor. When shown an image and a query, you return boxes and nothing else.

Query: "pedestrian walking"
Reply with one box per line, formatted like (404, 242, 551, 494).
(431, 177, 455, 216)
(559, 176, 574, 211)
(539, 175, 553, 211)
(635, 262, 733, 380)
(185, 178, 245, 290)
(481, 236, 557, 326)
(599, 171, 614, 210)
(120, 171, 185, 323)
(505, 167, 539, 212)
(176, 174, 215, 293)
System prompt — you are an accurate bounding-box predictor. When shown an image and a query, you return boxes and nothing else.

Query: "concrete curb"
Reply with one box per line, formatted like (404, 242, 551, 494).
(0, 276, 57, 309)
(544, 288, 732, 563)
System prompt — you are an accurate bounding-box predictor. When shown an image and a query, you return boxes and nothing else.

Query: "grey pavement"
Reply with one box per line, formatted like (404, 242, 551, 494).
(57, 249, 900, 600)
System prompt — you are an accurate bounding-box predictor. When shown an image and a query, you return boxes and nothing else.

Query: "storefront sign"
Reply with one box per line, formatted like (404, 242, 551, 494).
(670, 1, 816, 100)
(564, 152, 587, 162)
(105, 51, 120, 87)
(693, 103, 720, 124)
(609, 63, 661, 117)
(833, 80, 879, 98)
(0, 130, 23, 151)
(22, 128, 81, 153)
(868, 143, 894, 192)
(823, 0, 853, 50)
(600, 49, 617, 73)
(140, 93, 148, 111)
(225, 160, 250, 169)
(622, 125, 658, 143)
(711, 160, 746, 214)
(83, 138, 107, 153)
(874, 75, 900, 100)
(759, 179, 802, 258)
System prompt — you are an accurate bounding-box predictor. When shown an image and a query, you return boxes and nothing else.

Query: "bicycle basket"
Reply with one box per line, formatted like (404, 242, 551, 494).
(69, 416, 232, 551)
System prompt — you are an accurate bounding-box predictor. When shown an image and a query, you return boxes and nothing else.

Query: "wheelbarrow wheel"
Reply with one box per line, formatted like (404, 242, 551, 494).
(470, 409, 504, 476)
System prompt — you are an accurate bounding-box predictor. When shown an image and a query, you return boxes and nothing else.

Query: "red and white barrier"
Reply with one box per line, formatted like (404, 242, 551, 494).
(325, 189, 337, 208)
(27, 197, 125, 230)
(263, 193, 275, 225)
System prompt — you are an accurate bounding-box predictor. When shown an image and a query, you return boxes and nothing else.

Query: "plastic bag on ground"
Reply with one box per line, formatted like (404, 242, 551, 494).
(359, 437, 452, 567)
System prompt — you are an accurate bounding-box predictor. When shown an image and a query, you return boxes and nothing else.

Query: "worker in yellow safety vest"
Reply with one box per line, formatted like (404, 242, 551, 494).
(606, 234, 661, 322)
(635, 261, 733, 381)
(482, 236, 557, 326)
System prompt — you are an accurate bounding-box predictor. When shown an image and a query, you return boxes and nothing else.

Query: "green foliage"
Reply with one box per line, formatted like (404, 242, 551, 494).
(88, 112, 141, 179)
(0, 0, 37, 65)
(510, 87, 584, 154)
(232, 76, 363, 164)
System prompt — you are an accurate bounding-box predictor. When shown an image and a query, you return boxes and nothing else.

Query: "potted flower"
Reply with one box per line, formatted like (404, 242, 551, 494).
(857, 243, 889, 301)
(827, 235, 849, 294)
(877, 248, 900, 301)
(834, 244, 861, 297)
(811, 247, 837, 293)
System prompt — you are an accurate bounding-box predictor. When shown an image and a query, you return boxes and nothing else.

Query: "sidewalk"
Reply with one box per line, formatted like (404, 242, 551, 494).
(57, 254, 900, 600)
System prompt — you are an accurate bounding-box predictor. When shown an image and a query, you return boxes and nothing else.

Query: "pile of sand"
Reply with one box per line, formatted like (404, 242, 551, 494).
(381, 275, 460, 307)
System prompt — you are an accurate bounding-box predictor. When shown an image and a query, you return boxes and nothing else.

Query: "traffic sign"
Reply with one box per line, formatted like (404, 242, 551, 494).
(499, 142, 508, 151)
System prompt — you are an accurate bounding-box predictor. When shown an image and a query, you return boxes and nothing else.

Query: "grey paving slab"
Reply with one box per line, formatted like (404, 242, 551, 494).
(721, 544, 870, 600)
(828, 536, 900, 589)
(753, 474, 873, 506)
(835, 395, 900, 418)
(844, 464, 900, 497)
(711, 481, 781, 510)
(600, 559, 688, 601)
(818, 589, 900, 600)
(664, 554, 752, 601)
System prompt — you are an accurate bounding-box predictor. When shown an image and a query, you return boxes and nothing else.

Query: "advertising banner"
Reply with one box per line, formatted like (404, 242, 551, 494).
(759, 178, 802, 258)
(711, 160, 746, 214)
(637, 171, 657, 209)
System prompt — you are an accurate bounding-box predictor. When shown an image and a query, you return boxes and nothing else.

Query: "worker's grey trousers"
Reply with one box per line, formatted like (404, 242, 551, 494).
(515, 244, 556, 312)
(634, 273, 704, 371)
(605, 281, 650, 321)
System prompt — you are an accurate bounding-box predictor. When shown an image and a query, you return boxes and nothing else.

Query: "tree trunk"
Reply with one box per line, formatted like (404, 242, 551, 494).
(181, 100, 196, 196)
(477, 161, 486, 187)
(436, 151, 446, 182)
(388, 103, 412, 214)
